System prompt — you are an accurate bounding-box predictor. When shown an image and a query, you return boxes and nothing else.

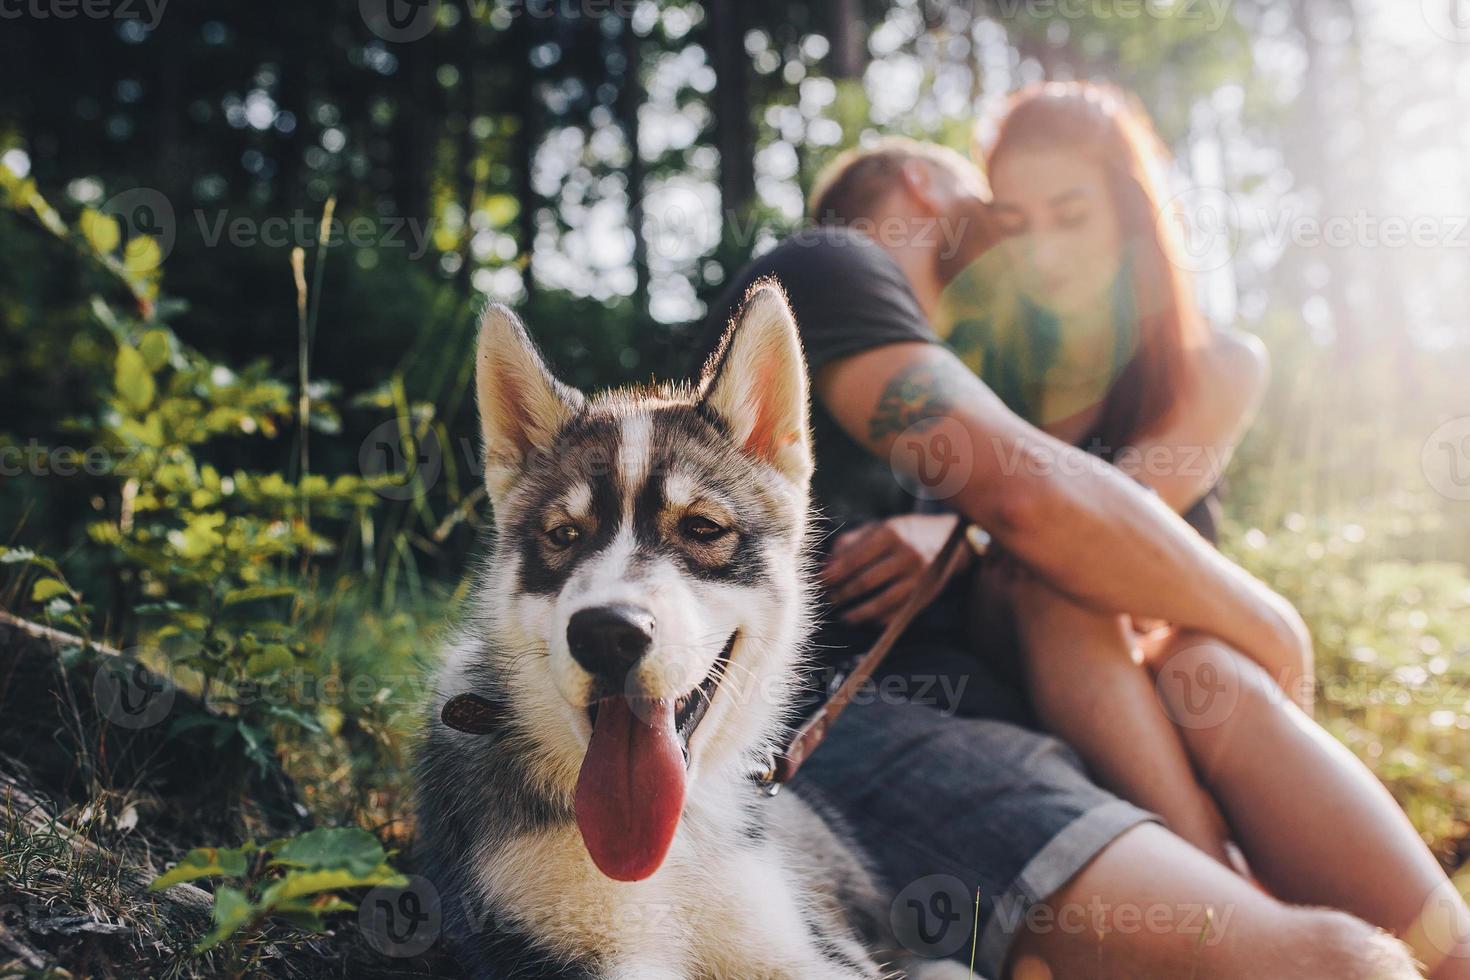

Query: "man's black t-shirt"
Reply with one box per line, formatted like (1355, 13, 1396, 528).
(695, 225, 941, 544)
(694, 226, 1037, 720)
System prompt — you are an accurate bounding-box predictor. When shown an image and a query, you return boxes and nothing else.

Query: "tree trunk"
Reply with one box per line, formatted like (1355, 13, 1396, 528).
(828, 0, 866, 80)
(619, 15, 649, 311)
(392, 35, 437, 233)
(454, 21, 483, 295)
(707, 0, 754, 224)
(513, 16, 540, 301)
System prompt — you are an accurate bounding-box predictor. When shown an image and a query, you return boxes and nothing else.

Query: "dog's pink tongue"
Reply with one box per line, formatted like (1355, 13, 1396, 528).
(574, 696, 685, 882)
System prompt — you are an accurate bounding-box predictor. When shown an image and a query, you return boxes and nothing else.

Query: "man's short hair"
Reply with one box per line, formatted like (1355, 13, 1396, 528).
(807, 137, 987, 225)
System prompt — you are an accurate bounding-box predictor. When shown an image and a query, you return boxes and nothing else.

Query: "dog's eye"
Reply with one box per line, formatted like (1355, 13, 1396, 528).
(545, 524, 582, 548)
(680, 515, 728, 542)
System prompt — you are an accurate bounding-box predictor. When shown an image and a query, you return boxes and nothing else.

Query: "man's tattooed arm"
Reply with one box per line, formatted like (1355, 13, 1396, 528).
(866, 354, 975, 443)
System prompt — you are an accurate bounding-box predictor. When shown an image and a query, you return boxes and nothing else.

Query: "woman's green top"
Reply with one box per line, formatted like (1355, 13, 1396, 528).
(937, 248, 1139, 432)
(934, 245, 1220, 542)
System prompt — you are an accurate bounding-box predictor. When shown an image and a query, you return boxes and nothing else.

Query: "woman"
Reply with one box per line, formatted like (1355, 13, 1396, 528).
(936, 80, 1470, 978)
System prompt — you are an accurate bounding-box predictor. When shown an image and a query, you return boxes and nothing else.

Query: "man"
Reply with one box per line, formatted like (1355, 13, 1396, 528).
(695, 138, 1417, 978)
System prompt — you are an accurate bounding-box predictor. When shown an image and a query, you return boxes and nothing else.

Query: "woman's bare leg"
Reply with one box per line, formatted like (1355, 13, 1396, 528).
(1008, 577, 1233, 866)
(1149, 630, 1470, 980)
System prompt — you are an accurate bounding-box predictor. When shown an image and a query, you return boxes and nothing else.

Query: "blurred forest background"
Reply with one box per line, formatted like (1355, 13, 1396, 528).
(2, 0, 1469, 974)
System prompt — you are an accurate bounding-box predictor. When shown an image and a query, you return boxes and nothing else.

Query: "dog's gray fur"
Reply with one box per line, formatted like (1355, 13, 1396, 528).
(415, 283, 933, 979)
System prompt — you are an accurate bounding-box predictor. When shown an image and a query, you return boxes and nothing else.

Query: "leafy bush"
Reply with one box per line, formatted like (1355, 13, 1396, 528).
(150, 828, 405, 951)
(1, 163, 425, 957)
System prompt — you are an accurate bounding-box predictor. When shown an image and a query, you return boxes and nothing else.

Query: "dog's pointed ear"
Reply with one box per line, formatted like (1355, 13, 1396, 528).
(698, 281, 813, 486)
(476, 304, 583, 503)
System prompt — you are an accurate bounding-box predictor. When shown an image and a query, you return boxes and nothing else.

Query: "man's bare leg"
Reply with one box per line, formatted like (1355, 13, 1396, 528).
(1148, 632, 1470, 980)
(1005, 822, 1420, 979)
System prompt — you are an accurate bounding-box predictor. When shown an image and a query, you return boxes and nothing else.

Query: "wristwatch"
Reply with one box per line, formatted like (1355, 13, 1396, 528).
(965, 523, 992, 556)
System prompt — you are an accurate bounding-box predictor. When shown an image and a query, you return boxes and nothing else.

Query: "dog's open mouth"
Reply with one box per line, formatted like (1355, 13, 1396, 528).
(574, 631, 737, 883)
(584, 630, 735, 762)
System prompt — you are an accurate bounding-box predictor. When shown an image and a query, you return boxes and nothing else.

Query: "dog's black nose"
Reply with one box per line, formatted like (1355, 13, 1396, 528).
(566, 605, 655, 680)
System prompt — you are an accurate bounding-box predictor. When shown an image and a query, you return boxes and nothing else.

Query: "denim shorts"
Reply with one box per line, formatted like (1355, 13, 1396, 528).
(791, 640, 1159, 978)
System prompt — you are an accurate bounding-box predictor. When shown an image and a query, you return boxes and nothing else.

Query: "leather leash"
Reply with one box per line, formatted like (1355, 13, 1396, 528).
(762, 516, 982, 789)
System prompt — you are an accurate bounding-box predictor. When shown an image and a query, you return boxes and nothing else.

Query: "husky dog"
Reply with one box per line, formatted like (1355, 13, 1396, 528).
(416, 284, 952, 979)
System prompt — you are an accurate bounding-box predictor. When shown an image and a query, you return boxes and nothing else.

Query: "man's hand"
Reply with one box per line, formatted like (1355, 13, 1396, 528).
(820, 514, 968, 626)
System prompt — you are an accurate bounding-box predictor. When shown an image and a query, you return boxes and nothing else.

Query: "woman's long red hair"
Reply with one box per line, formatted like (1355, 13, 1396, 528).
(984, 81, 1207, 450)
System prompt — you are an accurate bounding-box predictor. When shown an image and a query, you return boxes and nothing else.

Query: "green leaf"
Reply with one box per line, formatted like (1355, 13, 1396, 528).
(167, 714, 235, 740)
(80, 208, 121, 255)
(259, 865, 404, 906)
(134, 601, 186, 615)
(195, 884, 254, 952)
(347, 381, 395, 409)
(123, 234, 163, 278)
(281, 896, 358, 916)
(169, 512, 225, 559)
(236, 721, 273, 772)
(264, 704, 324, 733)
(150, 845, 253, 890)
(222, 585, 299, 608)
(30, 578, 70, 603)
(316, 705, 344, 737)
(2, 547, 61, 575)
(138, 328, 171, 371)
(269, 894, 358, 932)
(114, 343, 155, 413)
(270, 827, 386, 877)
(244, 644, 294, 677)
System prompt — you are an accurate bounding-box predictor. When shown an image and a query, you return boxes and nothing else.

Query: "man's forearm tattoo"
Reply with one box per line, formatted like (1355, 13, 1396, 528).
(867, 358, 968, 443)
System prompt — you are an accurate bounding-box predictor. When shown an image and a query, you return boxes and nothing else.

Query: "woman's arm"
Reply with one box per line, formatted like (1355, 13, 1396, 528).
(1121, 329, 1269, 513)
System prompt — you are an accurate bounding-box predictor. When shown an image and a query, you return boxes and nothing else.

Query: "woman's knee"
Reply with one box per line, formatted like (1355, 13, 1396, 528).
(1151, 634, 1292, 739)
